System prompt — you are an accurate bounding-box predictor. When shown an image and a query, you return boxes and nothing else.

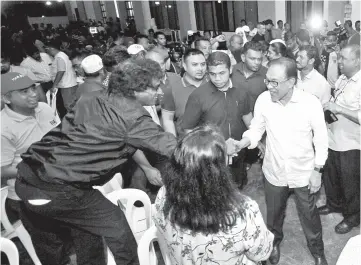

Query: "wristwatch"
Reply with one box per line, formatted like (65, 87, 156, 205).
(314, 167, 324, 174)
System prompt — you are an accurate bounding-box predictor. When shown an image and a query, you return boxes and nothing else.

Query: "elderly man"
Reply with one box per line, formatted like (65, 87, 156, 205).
(252, 22, 266, 42)
(1, 72, 59, 224)
(15, 59, 177, 265)
(127, 44, 146, 59)
(229, 34, 244, 63)
(194, 37, 212, 60)
(318, 44, 361, 234)
(237, 58, 329, 265)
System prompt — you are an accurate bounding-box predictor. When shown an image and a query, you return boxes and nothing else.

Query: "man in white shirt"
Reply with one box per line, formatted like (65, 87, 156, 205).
(321, 31, 340, 90)
(295, 45, 331, 104)
(45, 38, 78, 113)
(318, 44, 360, 234)
(236, 58, 328, 265)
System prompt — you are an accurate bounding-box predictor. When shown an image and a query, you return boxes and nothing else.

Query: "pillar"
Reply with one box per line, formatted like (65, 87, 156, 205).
(83, 1, 96, 20)
(275, 0, 286, 26)
(133, 0, 152, 34)
(176, 0, 197, 38)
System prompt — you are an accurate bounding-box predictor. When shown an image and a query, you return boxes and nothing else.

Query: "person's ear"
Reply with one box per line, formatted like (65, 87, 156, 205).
(241, 53, 246, 63)
(309, 58, 315, 66)
(2, 94, 11, 105)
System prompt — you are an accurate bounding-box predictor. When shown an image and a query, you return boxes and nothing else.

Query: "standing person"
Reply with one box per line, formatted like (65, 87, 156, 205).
(252, 22, 266, 42)
(45, 38, 78, 114)
(355, 20, 360, 33)
(282, 22, 291, 41)
(154, 125, 274, 265)
(320, 31, 340, 90)
(194, 37, 212, 59)
(284, 31, 300, 58)
(263, 19, 275, 43)
(318, 44, 360, 234)
(229, 34, 244, 63)
(14, 59, 177, 265)
(182, 52, 253, 189)
(344, 20, 360, 45)
(295, 45, 331, 104)
(161, 49, 208, 137)
(267, 40, 291, 62)
(237, 57, 329, 265)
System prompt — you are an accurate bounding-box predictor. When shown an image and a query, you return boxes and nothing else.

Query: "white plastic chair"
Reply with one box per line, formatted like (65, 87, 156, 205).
(0, 237, 20, 265)
(1, 187, 41, 265)
(94, 173, 123, 194)
(138, 226, 171, 265)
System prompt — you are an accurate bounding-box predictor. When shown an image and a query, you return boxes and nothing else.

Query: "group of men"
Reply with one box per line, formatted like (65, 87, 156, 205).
(1, 15, 360, 265)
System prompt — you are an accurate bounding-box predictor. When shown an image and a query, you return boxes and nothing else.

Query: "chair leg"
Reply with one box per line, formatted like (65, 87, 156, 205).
(15, 224, 42, 265)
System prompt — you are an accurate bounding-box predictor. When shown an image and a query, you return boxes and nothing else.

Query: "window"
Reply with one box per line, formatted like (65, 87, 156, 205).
(149, 1, 179, 30)
(125, 1, 134, 21)
(99, 1, 107, 23)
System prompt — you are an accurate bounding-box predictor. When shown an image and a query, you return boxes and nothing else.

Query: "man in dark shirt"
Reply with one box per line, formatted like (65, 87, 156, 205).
(182, 52, 252, 188)
(252, 22, 266, 42)
(15, 59, 177, 265)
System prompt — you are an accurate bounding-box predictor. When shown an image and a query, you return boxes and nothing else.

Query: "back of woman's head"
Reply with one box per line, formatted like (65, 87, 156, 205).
(163, 125, 246, 234)
(270, 41, 294, 59)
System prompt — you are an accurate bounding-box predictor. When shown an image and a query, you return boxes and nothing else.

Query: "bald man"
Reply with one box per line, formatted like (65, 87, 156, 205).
(229, 34, 244, 63)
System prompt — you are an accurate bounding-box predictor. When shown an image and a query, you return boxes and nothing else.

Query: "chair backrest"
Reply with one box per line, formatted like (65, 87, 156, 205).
(0, 237, 20, 265)
(106, 189, 152, 241)
(94, 173, 123, 194)
(1, 187, 14, 233)
(138, 226, 171, 265)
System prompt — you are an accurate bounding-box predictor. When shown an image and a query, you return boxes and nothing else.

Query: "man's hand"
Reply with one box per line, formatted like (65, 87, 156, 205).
(50, 87, 57, 93)
(144, 167, 163, 186)
(234, 137, 251, 152)
(257, 142, 266, 159)
(226, 138, 238, 156)
(323, 102, 342, 114)
(308, 170, 322, 194)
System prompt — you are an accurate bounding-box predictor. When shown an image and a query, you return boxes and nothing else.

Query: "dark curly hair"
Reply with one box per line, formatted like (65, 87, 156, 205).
(163, 125, 247, 234)
(108, 58, 163, 98)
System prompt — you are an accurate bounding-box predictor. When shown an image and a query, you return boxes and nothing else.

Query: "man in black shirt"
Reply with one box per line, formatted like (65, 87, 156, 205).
(15, 59, 177, 265)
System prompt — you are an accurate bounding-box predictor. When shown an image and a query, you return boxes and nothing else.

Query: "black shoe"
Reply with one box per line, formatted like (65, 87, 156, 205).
(317, 205, 340, 215)
(314, 255, 328, 265)
(269, 245, 280, 264)
(335, 220, 356, 234)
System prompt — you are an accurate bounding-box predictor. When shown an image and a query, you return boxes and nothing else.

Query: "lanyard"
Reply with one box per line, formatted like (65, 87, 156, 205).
(332, 78, 351, 103)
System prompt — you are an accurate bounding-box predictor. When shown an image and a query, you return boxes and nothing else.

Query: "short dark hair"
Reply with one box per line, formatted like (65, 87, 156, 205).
(356, 20, 360, 25)
(269, 57, 297, 82)
(46, 38, 62, 50)
(299, 45, 318, 61)
(24, 44, 39, 56)
(207, 51, 231, 69)
(194, 37, 210, 49)
(277, 20, 283, 25)
(108, 58, 163, 98)
(183, 48, 205, 62)
(345, 20, 352, 27)
(240, 19, 247, 24)
(154, 31, 165, 39)
(296, 29, 310, 42)
(243, 41, 263, 55)
(326, 31, 337, 38)
(135, 34, 148, 44)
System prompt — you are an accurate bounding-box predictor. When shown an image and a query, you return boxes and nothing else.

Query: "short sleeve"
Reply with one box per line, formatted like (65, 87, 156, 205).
(1, 135, 16, 167)
(181, 92, 202, 130)
(238, 89, 252, 116)
(56, 57, 66, 72)
(161, 83, 176, 112)
(243, 200, 274, 262)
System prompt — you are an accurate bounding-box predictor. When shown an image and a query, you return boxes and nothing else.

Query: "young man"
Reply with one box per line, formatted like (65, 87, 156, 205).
(182, 52, 252, 189)
(1, 72, 59, 223)
(321, 31, 340, 90)
(295, 45, 331, 104)
(161, 49, 208, 137)
(319, 44, 360, 234)
(15, 59, 177, 265)
(344, 20, 360, 45)
(238, 58, 329, 265)
(135, 34, 150, 50)
(252, 22, 266, 42)
(284, 31, 299, 58)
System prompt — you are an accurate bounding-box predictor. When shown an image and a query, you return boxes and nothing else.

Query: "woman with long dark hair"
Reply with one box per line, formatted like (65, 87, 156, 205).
(154, 125, 273, 265)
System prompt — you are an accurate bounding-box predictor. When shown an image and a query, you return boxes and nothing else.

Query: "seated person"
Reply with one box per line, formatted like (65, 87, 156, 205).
(1, 72, 60, 223)
(154, 125, 274, 265)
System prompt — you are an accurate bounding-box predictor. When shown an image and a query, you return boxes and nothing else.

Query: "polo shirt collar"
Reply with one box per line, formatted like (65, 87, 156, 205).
(211, 80, 233, 93)
(235, 62, 262, 78)
(4, 104, 41, 122)
(298, 68, 316, 80)
(181, 74, 209, 88)
(340, 70, 360, 82)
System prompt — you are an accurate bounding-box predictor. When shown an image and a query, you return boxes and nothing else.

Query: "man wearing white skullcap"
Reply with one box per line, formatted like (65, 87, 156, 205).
(127, 44, 146, 59)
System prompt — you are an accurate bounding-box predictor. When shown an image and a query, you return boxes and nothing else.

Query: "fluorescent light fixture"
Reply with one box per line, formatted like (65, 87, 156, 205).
(45, 1, 52, 6)
(218, 0, 222, 3)
(168, 5, 172, 8)
(155, 1, 160, 5)
(114, 0, 120, 18)
(42, 15, 45, 18)
(57, 0, 62, 2)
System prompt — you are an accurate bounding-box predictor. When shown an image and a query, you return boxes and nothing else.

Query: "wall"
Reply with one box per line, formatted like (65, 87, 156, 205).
(104, 1, 118, 21)
(28, 16, 69, 27)
(327, 1, 346, 25)
(92, 1, 103, 22)
(83, 1, 96, 20)
(257, 1, 276, 23)
(350, 0, 360, 25)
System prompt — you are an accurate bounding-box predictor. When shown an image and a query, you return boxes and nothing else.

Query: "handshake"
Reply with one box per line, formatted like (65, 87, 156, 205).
(226, 138, 266, 159)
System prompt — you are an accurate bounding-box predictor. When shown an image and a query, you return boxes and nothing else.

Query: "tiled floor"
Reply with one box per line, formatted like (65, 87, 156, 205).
(9, 162, 360, 265)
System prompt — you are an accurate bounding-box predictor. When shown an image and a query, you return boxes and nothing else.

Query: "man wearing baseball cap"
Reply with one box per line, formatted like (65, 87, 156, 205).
(75, 54, 107, 102)
(127, 44, 146, 59)
(1, 72, 59, 225)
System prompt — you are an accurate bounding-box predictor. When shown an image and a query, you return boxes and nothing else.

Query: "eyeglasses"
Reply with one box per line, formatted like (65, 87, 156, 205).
(264, 78, 289, 88)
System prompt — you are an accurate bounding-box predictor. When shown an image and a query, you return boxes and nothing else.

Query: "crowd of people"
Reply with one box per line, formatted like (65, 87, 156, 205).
(1, 14, 360, 265)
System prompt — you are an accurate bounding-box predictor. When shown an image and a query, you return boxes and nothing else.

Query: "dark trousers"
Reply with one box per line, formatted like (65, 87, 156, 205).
(264, 179, 324, 257)
(15, 176, 138, 265)
(323, 149, 360, 225)
(230, 149, 247, 188)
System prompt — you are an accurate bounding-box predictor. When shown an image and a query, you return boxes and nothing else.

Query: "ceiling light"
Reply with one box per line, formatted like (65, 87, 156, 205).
(168, 5, 172, 8)
(155, 1, 160, 5)
(46, 1, 52, 6)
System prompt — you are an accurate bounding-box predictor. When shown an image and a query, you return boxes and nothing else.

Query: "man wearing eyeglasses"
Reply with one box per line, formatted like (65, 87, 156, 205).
(237, 58, 329, 265)
(318, 44, 360, 235)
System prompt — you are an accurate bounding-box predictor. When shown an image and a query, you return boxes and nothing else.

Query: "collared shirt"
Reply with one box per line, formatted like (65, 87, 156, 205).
(1, 103, 60, 199)
(153, 186, 274, 265)
(324, 51, 339, 88)
(243, 89, 328, 188)
(51, 51, 77, 88)
(143, 106, 160, 125)
(231, 62, 267, 111)
(182, 80, 251, 140)
(9, 65, 37, 81)
(162, 73, 208, 136)
(295, 68, 331, 104)
(20, 91, 177, 185)
(328, 71, 361, 151)
(20, 53, 53, 83)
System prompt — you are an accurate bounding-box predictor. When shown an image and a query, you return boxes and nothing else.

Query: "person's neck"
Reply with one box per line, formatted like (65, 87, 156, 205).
(9, 105, 36, 116)
(300, 66, 313, 80)
(279, 87, 294, 106)
(217, 80, 231, 91)
(242, 64, 256, 78)
(183, 73, 204, 87)
(345, 68, 360, 79)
